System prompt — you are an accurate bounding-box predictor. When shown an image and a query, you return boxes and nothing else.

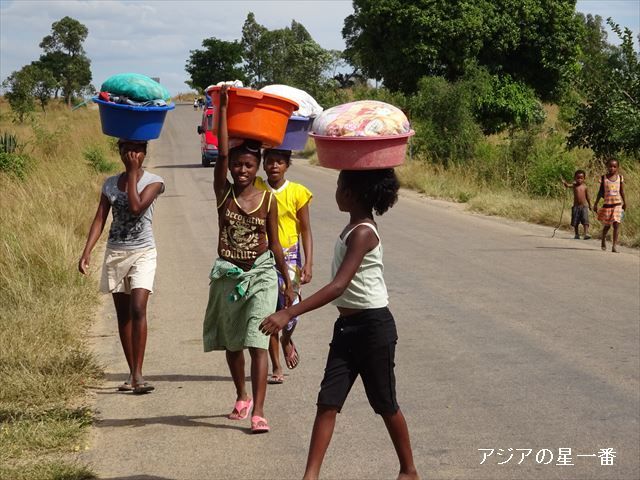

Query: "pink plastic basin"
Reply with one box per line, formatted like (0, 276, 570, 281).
(310, 131, 415, 170)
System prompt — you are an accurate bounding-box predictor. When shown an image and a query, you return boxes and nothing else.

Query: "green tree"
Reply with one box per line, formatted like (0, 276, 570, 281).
(567, 20, 640, 159)
(343, 0, 582, 99)
(2, 67, 36, 122)
(185, 37, 247, 91)
(38, 16, 92, 106)
(27, 62, 58, 113)
(241, 12, 269, 87)
(239, 15, 332, 94)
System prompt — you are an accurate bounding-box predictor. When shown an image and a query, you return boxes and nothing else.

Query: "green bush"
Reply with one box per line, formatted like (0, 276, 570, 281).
(472, 140, 508, 187)
(471, 72, 546, 134)
(0, 151, 32, 179)
(31, 121, 68, 158)
(526, 134, 577, 197)
(83, 144, 117, 173)
(411, 76, 482, 164)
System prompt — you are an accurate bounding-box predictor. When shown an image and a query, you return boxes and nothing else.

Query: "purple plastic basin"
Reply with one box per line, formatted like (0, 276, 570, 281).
(274, 115, 313, 150)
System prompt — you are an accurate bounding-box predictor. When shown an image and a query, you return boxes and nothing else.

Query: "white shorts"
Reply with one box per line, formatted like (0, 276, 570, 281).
(100, 247, 157, 294)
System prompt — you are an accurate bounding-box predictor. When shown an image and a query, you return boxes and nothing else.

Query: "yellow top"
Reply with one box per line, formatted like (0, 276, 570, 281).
(255, 177, 312, 248)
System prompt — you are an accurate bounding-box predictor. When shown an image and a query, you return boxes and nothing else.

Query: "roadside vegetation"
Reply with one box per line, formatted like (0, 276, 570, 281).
(0, 98, 117, 479)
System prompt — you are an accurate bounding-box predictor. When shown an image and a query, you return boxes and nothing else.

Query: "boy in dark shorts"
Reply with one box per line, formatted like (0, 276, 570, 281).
(562, 170, 591, 239)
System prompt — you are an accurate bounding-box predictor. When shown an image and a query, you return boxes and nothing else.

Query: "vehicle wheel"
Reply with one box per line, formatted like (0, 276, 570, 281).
(202, 155, 211, 167)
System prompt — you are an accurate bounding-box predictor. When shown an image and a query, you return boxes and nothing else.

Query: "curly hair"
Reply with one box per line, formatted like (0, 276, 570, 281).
(340, 169, 399, 215)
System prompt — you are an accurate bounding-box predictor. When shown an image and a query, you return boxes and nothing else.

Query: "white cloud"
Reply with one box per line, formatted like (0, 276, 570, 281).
(2, 0, 637, 95)
(0, 0, 354, 94)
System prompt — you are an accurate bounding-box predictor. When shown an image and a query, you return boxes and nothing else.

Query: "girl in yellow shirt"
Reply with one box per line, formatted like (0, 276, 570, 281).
(255, 149, 313, 383)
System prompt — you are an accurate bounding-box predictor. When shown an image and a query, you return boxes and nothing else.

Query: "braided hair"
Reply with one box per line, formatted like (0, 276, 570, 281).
(230, 139, 262, 164)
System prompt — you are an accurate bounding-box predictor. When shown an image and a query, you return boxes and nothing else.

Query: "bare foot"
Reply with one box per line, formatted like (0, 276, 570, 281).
(601, 240, 606, 251)
(612, 246, 619, 253)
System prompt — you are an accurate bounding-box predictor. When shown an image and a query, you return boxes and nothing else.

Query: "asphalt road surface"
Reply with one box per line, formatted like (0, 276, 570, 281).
(82, 104, 639, 480)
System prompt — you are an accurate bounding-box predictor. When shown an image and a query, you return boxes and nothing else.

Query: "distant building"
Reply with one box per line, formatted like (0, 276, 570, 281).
(151, 77, 160, 83)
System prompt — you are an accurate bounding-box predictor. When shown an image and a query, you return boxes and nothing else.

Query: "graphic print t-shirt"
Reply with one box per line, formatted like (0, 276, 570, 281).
(102, 171, 165, 250)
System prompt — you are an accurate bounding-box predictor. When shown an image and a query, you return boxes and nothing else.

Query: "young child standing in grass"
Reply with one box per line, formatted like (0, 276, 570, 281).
(593, 158, 627, 252)
(261, 169, 419, 480)
(204, 86, 293, 433)
(79, 139, 164, 394)
(255, 148, 313, 383)
(562, 169, 592, 239)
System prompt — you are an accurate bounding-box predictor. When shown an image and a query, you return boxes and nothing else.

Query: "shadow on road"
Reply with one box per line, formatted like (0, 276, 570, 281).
(96, 414, 251, 433)
(535, 246, 598, 251)
(103, 373, 245, 382)
(153, 164, 202, 169)
(103, 476, 175, 480)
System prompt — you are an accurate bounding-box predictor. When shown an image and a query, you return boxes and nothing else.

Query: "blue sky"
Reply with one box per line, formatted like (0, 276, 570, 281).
(1, 0, 638, 96)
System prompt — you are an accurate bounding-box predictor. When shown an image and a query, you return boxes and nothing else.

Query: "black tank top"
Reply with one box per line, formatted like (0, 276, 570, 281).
(217, 185, 272, 271)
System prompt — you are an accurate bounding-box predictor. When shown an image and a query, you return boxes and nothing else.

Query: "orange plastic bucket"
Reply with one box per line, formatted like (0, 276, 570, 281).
(206, 87, 299, 147)
(310, 131, 415, 170)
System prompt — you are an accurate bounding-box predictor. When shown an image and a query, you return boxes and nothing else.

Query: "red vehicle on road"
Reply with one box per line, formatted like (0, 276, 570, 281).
(197, 106, 218, 167)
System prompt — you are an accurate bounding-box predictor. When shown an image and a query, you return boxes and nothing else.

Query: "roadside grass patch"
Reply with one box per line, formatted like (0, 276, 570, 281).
(0, 98, 115, 477)
(0, 461, 96, 480)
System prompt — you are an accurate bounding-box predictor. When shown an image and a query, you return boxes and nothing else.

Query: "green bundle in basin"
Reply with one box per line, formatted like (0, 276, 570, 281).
(101, 73, 171, 102)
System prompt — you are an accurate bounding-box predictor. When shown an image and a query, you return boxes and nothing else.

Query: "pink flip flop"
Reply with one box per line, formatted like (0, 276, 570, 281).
(251, 415, 270, 434)
(228, 398, 253, 420)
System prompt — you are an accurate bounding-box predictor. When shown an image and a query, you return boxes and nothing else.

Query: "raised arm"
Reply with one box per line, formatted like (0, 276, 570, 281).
(79, 194, 111, 274)
(260, 226, 377, 335)
(297, 202, 313, 284)
(213, 86, 230, 201)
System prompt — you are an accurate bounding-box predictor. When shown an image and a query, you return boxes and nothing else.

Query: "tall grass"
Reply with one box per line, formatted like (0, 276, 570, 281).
(395, 147, 639, 247)
(0, 99, 115, 478)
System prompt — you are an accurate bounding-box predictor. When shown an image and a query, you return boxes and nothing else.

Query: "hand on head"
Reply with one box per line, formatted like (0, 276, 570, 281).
(123, 151, 139, 171)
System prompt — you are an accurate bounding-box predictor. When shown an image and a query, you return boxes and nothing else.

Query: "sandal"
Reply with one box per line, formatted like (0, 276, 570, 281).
(267, 374, 284, 385)
(132, 382, 155, 394)
(283, 339, 300, 369)
(251, 415, 270, 434)
(228, 398, 253, 420)
(117, 382, 133, 392)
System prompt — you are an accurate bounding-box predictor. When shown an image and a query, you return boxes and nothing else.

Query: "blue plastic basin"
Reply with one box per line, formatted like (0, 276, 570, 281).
(94, 98, 175, 140)
(274, 115, 313, 150)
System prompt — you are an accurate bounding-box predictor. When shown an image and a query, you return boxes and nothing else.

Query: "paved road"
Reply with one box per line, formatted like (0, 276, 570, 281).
(82, 104, 640, 480)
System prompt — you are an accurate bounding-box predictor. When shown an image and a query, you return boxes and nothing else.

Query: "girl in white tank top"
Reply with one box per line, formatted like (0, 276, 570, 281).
(261, 169, 419, 479)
